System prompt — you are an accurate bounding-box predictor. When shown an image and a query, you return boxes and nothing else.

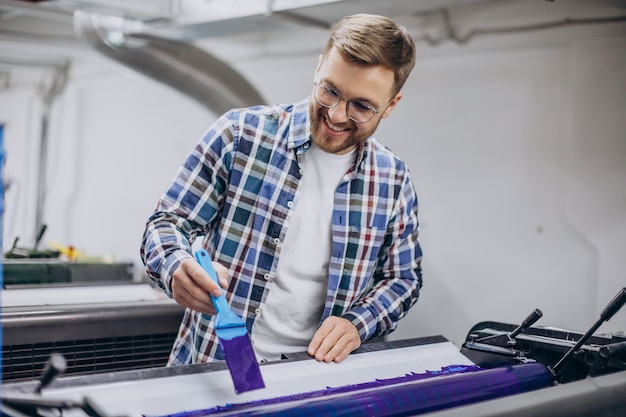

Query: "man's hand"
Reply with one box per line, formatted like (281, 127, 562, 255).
(308, 316, 361, 363)
(171, 258, 229, 314)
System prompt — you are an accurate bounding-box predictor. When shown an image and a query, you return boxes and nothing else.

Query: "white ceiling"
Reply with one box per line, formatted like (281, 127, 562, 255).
(1, 0, 625, 79)
(0, 0, 510, 64)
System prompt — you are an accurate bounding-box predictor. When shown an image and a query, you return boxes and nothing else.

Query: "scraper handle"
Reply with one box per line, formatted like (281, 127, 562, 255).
(509, 308, 543, 339)
(550, 287, 626, 379)
(600, 287, 626, 321)
(36, 353, 66, 393)
(195, 249, 229, 315)
(33, 224, 47, 251)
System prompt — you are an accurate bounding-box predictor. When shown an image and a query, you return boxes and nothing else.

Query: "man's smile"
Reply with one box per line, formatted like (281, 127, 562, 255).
(323, 115, 350, 134)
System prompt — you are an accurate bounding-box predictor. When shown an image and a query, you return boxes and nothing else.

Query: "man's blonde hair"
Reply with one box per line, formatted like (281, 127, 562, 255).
(322, 14, 416, 95)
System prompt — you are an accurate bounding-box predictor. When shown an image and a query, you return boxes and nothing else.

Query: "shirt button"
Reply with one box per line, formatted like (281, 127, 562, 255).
(255, 308, 262, 316)
(289, 141, 295, 147)
(273, 238, 280, 245)
(287, 201, 293, 208)
(264, 273, 270, 280)
(299, 168, 304, 175)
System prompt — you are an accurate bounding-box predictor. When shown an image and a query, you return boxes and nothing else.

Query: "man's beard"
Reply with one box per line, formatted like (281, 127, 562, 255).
(309, 101, 376, 155)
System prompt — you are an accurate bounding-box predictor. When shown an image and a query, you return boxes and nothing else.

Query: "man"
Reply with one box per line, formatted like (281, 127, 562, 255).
(141, 13, 423, 366)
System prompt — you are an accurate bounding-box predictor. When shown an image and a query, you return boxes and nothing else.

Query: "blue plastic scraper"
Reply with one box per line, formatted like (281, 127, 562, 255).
(194, 249, 265, 394)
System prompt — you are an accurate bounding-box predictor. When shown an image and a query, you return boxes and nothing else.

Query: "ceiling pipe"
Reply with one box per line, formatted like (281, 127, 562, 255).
(35, 63, 69, 245)
(73, 11, 266, 116)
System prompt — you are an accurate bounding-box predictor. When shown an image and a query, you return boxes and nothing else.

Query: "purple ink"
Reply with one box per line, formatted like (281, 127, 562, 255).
(221, 335, 265, 394)
(195, 249, 265, 395)
(146, 363, 553, 417)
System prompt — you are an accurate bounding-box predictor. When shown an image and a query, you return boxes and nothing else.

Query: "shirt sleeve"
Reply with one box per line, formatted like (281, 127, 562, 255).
(140, 112, 237, 297)
(341, 172, 423, 341)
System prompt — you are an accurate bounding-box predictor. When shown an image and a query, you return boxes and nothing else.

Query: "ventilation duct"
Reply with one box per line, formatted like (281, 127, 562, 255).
(73, 11, 266, 116)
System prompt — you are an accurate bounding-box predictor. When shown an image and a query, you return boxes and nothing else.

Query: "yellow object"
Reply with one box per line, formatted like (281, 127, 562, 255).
(48, 241, 85, 262)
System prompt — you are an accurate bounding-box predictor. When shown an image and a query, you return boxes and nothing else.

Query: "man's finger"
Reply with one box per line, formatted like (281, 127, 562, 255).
(171, 258, 229, 313)
(182, 259, 222, 297)
(324, 334, 354, 363)
(308, 317, 361, 363)
(307, 319, 333, 357)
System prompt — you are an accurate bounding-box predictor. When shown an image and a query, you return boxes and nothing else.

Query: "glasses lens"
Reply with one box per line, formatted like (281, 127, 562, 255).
(315, 84, 339, 107)
(347, 102, 375, 123)
(314, 83, 377, 123)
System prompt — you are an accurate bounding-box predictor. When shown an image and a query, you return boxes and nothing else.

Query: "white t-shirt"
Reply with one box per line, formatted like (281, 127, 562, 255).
(251, 143, 356, 361)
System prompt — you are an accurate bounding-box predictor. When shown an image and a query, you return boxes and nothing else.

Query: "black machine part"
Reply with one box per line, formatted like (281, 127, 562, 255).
(1, 354, 119, 417)
(549, 287, 626, 378)
(462, 287, 626, 383)
(4, 224, 60, 259)
(35, 353, 66, 393)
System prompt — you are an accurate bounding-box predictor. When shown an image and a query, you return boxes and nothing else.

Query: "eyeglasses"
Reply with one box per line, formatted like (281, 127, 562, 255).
(313, 82, 383, 123)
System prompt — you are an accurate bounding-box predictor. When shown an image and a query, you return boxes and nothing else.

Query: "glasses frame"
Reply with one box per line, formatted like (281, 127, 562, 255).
(313, 81, 385, 124)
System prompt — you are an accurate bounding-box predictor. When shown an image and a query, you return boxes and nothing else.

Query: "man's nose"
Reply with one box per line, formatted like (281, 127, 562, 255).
(328, 99, 349, 124)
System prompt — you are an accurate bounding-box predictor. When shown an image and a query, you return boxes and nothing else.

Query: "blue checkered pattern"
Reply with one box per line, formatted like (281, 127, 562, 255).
(141, 98, 423, 365)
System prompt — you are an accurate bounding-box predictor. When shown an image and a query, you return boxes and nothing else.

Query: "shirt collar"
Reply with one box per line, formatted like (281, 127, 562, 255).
(287, 98, 311, 151)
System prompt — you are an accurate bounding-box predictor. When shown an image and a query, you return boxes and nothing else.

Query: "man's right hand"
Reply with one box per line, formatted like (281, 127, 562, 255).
(171, 258, 230, 314)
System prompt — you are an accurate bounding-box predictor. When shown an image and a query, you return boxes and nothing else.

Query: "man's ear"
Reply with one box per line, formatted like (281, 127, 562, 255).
(382, 92, 403, 119)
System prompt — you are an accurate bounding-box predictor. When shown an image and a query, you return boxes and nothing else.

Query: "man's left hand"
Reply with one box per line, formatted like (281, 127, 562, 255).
(308, 316, 361, 363)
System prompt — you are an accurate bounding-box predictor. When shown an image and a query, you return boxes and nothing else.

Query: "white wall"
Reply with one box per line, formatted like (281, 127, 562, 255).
(2, 60, 212, 274)
(383, 37, 626, 346)
(1, 1, 625, 347)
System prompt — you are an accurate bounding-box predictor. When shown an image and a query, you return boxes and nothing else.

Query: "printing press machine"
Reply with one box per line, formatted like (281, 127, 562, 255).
(1, 287, 624, 417)
(1, 260, 186, 383)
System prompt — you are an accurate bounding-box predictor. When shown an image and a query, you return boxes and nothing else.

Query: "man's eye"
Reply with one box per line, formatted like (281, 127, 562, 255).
(351, 101, 373, 113)
(324, 87, 340, 98)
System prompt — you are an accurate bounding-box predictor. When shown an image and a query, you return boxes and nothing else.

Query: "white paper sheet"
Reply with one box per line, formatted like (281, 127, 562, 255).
(39, 341, 475, 417)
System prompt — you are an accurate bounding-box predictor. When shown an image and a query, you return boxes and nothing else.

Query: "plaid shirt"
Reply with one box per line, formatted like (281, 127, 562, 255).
(141, 98, 423, 365)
